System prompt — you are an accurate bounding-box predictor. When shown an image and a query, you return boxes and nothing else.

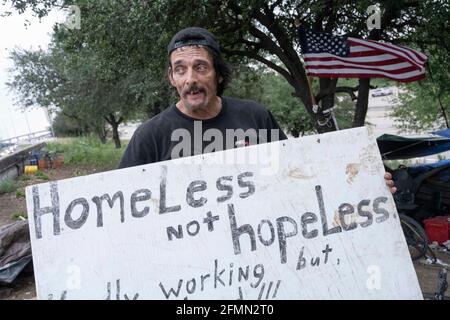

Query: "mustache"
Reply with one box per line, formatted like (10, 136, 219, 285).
(182, 84, 205, 94)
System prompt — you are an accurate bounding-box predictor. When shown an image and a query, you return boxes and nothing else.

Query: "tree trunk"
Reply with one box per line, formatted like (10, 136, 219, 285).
(111, 123, 121, 149)
(104, 113, 124, 149)
(353, 78, 371, 127)
(320, 78, 336, 112)
(317, 78, 338, 131)
(288, 75, 337, 134)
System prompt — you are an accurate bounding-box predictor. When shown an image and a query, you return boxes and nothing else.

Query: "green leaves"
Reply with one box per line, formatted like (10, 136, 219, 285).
(5, 0, 449, 136)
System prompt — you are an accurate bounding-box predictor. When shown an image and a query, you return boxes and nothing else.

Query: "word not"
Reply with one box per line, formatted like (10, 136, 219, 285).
(166, 211, 220, 240)
(228, 185, 390, 264)
(30, 167, 255, 239)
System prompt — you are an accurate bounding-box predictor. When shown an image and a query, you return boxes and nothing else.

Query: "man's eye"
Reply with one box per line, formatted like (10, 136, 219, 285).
(174, 67, 185, 74)
(196, 65, 208, 72)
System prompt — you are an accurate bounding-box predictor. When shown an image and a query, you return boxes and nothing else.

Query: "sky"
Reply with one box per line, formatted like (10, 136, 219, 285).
(0, 5, 67, 140)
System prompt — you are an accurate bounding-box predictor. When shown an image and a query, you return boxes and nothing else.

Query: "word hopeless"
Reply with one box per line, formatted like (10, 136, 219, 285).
(228, 185, 391, 264)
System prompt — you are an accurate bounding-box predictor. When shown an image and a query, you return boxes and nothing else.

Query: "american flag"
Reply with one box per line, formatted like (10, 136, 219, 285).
(298, 27, 427, 82)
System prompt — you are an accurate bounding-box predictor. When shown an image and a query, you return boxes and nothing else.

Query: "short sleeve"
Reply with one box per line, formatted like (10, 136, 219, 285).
(266, 110, 288, 142)
(117, 128, 157, 169)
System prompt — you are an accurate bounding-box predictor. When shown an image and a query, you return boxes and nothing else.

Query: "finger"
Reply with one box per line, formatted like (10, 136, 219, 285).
(384, 172, 392, 180)
(385, 180, 395, 187)
(390, 186, 397, 194)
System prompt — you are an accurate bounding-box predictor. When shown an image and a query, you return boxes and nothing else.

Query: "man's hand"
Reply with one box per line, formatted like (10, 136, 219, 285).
(384, 172, 397, 194)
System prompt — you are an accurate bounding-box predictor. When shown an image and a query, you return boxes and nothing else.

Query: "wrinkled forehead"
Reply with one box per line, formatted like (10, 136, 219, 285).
(169, 45, 213, 66)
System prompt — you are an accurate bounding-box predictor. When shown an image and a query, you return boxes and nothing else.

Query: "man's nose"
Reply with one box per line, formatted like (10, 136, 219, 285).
(185, 68, 198, 84)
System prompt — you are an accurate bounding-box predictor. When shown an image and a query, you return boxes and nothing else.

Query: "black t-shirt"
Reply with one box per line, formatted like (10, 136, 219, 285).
(118, 96, 288, 168)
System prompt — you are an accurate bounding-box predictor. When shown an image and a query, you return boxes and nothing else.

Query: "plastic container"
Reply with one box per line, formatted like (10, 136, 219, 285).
(38, 158, 48, 169)
(423, 216, 450, 244)
(53, 154, 64, 169)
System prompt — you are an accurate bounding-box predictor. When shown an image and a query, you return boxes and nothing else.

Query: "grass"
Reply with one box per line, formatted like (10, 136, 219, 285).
(11, 211, 27, 221)
(0, 178, 17, 194)
(18, 174, 31, 181)
(35, 170, 49, 180)
(16, 189, 25, 198)
(45, 137, 127, 170)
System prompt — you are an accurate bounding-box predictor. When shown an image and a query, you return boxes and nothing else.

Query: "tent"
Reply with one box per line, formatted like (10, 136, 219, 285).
(376, 131, 450, 160)
(0, 220, 32, 284)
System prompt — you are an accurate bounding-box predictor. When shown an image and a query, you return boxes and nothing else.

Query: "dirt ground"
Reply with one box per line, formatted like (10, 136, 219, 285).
(0, 165, 102, 300)
(0, 165, 449, 300)
(0, 166, 102, 226)
(413, 250, 450, 298)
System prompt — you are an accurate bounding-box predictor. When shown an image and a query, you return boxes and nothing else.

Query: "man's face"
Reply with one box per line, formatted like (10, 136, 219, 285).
(169, 46, 221, 112)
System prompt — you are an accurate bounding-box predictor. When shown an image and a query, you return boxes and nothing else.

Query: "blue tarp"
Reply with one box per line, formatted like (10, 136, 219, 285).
(433, 128, 450, 139)
(408, 159, 450, 182)
(377, 133, 450, 160)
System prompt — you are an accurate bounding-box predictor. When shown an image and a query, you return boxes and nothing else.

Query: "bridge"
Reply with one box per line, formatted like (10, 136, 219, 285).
(0, 130, 53, 148)
(0, 130, 53, 147)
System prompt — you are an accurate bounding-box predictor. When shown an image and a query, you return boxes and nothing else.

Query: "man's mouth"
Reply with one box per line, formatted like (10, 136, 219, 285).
(185, 88, 203, 97)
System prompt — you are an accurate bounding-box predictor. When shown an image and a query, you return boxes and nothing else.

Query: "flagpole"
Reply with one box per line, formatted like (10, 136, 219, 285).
(296, 22, 428, 132)
(306, 75, 319, 113)
(296, 19, 334, 129)
(296, 19, 318, 112)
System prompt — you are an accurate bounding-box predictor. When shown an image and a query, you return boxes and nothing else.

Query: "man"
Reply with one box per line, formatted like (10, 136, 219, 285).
(118, 27, 396, 193)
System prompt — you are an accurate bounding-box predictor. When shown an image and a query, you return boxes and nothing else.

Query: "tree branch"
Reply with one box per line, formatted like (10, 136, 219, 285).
(255, 6, 303, 68)
(222, 48, 294, 87)
(248, 26, 293, 68)
(269, 0, 283, 12)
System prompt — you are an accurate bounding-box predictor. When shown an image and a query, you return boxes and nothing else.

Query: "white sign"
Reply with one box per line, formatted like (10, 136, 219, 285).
(26, 127, 422, 299)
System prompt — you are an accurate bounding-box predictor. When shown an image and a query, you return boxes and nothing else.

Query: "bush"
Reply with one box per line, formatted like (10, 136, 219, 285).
(52, 112, 84, 137)
(0, 178, 17, 194)
(45, 137, 127, 170)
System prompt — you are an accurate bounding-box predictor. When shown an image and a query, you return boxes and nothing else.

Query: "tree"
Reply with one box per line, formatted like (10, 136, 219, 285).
(5, 0, 447, 135)
(6, 0, 177, 147)
(394, 77, 450, 133)
(391, 0, 450, 132)
(7, 46, 110, 142)
(225, 64, 315, 137)
(148, 0, 444, 133)
(1, 0, 61, 18)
